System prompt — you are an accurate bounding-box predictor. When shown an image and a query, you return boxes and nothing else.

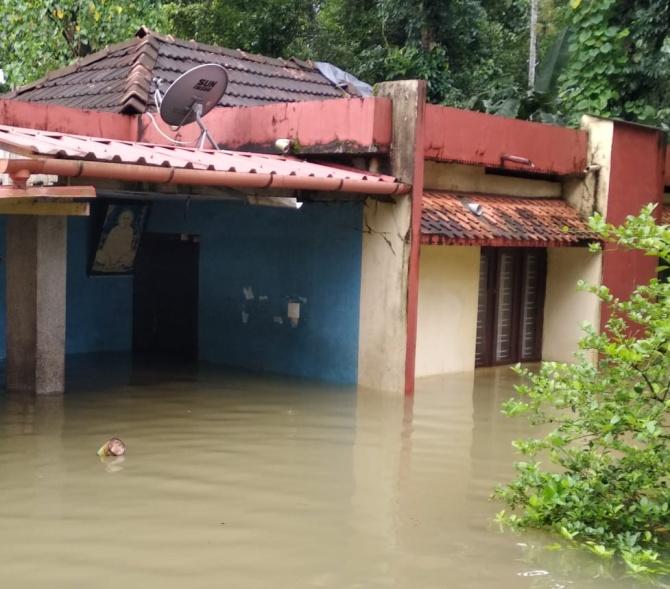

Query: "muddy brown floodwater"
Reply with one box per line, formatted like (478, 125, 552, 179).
(0, 357, 663, 588)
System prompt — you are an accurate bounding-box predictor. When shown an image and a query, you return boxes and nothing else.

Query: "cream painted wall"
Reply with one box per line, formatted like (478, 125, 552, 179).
(424, 161, 562, 197)
(358, 197, 412, 392)
(416, 245, 480, 376)
(543, 248, 602, 363)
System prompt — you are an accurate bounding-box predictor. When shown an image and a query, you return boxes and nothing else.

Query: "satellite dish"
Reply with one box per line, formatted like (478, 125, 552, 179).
(156, 64, 228, 149)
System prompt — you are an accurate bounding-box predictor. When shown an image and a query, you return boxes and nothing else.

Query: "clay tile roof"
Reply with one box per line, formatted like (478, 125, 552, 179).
(422, 191, 599, 247)
(5, 27, 357, 114)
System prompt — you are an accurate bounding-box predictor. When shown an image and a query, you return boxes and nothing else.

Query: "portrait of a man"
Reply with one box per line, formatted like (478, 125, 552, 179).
(90, 203, 149, 275)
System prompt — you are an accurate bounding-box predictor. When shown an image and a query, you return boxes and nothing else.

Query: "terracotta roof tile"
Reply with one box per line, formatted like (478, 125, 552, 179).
(422, 191, 599, 247)
(5, 27, 356, 113)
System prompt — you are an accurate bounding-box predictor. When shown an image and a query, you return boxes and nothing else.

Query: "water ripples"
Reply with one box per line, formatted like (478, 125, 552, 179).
(0, 361, 659, 588)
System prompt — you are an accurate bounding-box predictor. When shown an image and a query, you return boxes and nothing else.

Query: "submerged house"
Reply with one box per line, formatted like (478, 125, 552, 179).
(0, 28, 666, 395)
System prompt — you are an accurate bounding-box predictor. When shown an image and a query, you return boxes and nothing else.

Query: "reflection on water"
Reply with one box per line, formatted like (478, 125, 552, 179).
(0, 358, 662, 588)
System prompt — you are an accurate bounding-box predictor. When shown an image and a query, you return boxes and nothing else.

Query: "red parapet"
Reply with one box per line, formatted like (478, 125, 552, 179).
(423, 104, 588, 176)
(0, 99, 134, 140)
(663, 147, 670, 186)
(139, 97, 393, 154)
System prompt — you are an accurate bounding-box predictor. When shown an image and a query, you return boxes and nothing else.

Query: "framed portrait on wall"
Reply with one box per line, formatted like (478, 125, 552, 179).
(89, 202, 150, 275)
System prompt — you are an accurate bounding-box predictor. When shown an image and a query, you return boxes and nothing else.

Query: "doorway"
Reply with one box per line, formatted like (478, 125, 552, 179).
(475, 248, 546, 367)
(133, 233, 199, 361)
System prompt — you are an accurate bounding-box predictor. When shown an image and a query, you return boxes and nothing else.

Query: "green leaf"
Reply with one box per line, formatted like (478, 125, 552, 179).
(535, 28, 571, 94)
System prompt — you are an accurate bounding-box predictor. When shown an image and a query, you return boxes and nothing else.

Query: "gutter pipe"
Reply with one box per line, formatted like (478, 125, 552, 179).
(0, 158, 410, 196)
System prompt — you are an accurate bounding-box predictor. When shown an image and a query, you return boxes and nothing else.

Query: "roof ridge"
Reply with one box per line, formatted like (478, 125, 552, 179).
(119, 35, 160, 114)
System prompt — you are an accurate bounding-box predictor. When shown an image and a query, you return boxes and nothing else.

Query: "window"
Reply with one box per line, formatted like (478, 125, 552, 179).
(475, 248, 547, 367)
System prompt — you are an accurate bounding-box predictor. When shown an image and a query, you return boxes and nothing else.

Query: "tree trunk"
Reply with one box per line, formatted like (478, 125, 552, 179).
(528, 0, 538, 90)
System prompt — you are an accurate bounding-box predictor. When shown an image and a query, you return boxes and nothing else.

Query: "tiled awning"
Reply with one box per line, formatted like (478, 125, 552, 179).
(422, 192, 599, 247)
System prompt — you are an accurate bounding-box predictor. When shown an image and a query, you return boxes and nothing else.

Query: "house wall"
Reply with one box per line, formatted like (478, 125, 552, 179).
(424, 161, 562, 197)
(358, 198, 412, 391)
(146, 200, 363, 383)
(600, 122, 665, 327)
(415, 246, 480, 376)
(358, 80, 425, 395)
(542, 248, 602, 363)
(0, 200, 363, 384)
(66, 217, 134, 354)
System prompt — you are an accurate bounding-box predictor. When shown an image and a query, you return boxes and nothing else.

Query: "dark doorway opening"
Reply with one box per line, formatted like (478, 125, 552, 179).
(133, 233, 199, 362)
(475, 248, 546, 367)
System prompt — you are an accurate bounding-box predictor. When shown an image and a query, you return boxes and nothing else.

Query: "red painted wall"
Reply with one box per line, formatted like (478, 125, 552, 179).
(0, 99, 134, 140)
(0, 97, 393, 156)
(139, 97, 392, 153)
(663, 148, 670, 186)
(423, 104, 588, 175)
(601, 122, 665, 327)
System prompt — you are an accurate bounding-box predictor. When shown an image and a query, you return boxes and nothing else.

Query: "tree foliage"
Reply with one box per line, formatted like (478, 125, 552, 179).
(3, 1, 670, 126)
(163, 0, 534, 106)
(0, 0, 165, 86)
(163, 0, 316, 58)
(557, 0, 670, 125)
(496, 205, 670, 575)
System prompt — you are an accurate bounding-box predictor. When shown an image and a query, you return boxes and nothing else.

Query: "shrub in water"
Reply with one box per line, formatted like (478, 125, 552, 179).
(495, 205, 670, 575)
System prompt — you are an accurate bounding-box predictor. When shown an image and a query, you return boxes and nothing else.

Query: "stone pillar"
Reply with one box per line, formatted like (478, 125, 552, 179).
(357, 80, 426, 394)
(6, 215, 67, 394)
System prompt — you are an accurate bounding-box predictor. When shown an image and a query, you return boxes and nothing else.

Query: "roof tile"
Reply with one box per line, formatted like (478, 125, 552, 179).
(422, 191, 599, 247)
(6, 28, 356, 113)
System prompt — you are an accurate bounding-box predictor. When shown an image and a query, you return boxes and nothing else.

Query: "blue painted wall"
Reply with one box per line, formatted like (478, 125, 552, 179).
(0, 200, 363, 384)
(0, 217, 5, 360)
(148, 200, 363, 383)
(66, 217, 133, 354)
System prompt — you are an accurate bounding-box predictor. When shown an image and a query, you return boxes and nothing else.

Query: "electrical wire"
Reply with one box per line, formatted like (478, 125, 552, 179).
(145, 112, 201, 147)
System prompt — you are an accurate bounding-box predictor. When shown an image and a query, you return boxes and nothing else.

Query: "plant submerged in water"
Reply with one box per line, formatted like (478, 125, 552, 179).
(495, 205, 670, 576)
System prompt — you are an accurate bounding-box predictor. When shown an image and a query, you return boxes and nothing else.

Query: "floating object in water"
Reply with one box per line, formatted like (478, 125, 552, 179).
(518, 570, 550, 577)
(97, 437, 126, 457)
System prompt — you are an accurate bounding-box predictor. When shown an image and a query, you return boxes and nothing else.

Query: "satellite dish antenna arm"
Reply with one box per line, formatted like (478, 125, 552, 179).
(193, 103, 218, 150)
(153, 77, 166, 108)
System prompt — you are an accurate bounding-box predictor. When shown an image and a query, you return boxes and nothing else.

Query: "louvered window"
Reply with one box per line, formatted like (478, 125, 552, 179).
(475, 248, 546, 367)
(475, 254, 490, 366)
(495, 252, 516, 363)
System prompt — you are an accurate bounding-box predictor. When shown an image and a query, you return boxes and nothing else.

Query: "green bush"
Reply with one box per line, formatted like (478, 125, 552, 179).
(495, 204, 670, 576)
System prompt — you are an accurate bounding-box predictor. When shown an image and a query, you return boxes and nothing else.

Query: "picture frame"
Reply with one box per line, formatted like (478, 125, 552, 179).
(88, 201, 150, 276)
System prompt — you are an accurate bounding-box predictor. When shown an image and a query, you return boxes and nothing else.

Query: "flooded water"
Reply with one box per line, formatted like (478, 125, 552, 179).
(0, 357, 660, 588)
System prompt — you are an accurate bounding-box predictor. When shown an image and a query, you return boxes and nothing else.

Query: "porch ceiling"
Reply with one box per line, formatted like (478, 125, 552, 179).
(421, 191, 599, 247)
(0, 124, 408, 195)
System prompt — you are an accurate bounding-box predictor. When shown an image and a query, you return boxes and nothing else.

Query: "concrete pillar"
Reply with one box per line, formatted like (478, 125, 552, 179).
(357, 80, 426, 394)
(6, 215, 67, 394)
